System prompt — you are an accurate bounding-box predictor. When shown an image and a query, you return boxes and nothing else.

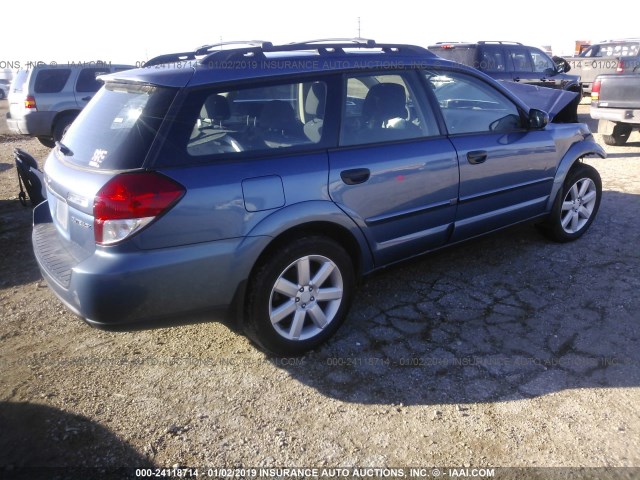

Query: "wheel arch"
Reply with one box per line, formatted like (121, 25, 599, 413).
(229, 201, 375, 327)
(547, 140, 605, 211)
(52, 109, 80, 134)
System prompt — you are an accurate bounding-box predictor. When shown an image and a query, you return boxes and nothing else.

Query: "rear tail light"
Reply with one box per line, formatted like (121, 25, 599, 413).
(591, 79, 601, 102)
(24, 95, 37, 109)
(616, 60, 625, 73)
(94, 172, 185, 245)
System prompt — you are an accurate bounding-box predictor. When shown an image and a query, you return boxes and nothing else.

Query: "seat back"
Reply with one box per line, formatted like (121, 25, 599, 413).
(362, 83, 407, 128)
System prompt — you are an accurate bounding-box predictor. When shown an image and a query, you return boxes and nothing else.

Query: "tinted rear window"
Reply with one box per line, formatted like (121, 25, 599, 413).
(34, 69, 71, 93)
(76, 68, 111, 93)
(429, 46, 477, 67)
(60, 82, 177, 170)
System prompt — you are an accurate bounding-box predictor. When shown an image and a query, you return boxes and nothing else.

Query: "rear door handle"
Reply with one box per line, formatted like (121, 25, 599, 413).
(340, 168, 370, 185)
(81, 96, 92, 102)
(513, 77, 521, 82)
(467, 151, 487, 165)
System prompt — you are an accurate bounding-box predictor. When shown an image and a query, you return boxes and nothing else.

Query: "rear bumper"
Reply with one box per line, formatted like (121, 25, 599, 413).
(32, 201, 264, 330)
(590, 105, 640, 125)
(6, 110, 55, 137)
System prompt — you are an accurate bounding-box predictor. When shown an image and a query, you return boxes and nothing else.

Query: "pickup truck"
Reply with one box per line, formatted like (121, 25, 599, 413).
(590, 73, 640, 145)
(562, 39, 640, 95)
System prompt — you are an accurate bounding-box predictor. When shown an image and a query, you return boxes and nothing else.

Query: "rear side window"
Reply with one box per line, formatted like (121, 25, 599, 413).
(76, 68, 111, 93)
(60, 82, 176, 170)
(159, 79, 329, 165)
(479, 48, 506, 72)
(34, 69, 72, 93)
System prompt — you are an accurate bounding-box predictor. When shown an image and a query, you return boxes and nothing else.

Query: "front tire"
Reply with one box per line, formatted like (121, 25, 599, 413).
(245, 236, 355, 356)
(603, 123, 632, 146)
(543, 163, 602, 243)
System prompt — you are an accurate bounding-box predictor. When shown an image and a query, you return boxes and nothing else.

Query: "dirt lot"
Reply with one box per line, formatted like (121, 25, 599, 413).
(1, 100, 639, 478)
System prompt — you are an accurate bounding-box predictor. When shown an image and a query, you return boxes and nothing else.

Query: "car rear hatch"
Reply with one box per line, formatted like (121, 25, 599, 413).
(597, 76, 640, 109)
(7, 69, 30, 122)
(427, 44, 478, 67)
(36, 79, 181, 287)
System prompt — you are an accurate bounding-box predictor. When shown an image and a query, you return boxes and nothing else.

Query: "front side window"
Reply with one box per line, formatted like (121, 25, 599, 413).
(76, 68, 111, 93)
(183, 80, 327, 158)
(508, 49, 533, 72)
(530, 49, 555, 73)
(340, 72, 437, 146)
(34, 69, 71, 93)
(425, 70, 523, 134)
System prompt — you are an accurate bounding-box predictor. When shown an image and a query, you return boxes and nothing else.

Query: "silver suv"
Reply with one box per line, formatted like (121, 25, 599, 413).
(6, 62, 132, 147)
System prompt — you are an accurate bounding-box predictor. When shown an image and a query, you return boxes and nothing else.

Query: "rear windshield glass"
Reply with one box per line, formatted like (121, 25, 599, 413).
(429, 46, 477, 67)
(61, 82, 177, 170)
(11, 70, 29, 93)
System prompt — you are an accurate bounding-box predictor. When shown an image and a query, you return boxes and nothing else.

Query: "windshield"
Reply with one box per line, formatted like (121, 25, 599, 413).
(61, 82, 177, 170)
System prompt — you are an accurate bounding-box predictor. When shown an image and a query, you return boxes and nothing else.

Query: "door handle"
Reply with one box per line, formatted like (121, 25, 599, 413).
(467, 151, 487, 165)
(340, 168, 370, 185)
(513, 77, 521, 82)
(81, 96, 92, 102)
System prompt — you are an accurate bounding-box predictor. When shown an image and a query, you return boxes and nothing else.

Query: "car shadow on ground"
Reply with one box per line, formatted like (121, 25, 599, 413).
(606, 144, 640, 155)
(271, 190, 640, 405)
(0, 162, 13, 173)
(0, 401, 154, 475)
(0, 199, 45, 288)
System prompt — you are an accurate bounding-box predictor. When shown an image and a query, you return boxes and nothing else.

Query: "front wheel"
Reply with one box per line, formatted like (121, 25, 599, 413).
(542, 163, 602, 243)
(245, 236, 355, 356)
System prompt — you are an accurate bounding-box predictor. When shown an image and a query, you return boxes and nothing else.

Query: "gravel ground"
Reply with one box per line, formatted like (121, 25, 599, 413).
(1, 101, 639, 478)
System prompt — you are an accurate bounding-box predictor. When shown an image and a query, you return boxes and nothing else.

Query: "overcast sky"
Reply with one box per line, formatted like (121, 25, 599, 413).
(2, 0, 638, 67)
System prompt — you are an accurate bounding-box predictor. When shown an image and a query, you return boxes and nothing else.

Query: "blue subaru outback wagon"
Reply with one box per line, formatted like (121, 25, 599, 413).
(32, 39, 605, 355)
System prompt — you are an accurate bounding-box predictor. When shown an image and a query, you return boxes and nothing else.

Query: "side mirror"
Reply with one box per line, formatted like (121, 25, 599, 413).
(528, 109, 549, 130)
(553, 56, 571, 73)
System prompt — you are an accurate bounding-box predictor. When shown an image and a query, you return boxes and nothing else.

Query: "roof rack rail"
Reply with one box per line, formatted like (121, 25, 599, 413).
(477, 41, 523, 45)
(435, 41, 467, 44)
(284, 37, 377, 47)
(199, 39, 430, 64)
(144, 40, 273, 67)
(146, 38, 432, 68)
(144, 52, 198, 67)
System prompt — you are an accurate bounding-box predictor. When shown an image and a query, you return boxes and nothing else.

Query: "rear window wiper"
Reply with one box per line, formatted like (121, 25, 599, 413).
(56, 141, 74, 156)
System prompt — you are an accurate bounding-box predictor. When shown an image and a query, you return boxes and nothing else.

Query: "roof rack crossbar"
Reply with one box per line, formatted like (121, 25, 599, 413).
(194, 40, 273, 56)
(477, 41, 523, 45)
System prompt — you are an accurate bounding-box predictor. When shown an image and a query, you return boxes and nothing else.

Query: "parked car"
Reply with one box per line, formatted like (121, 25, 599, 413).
(31, 39, 604, 355)
(427, 41, 582, 93)
(0, 79, 9, 100)
(561, 38, 640, 94)
(590, 73, 640, 145)
(6, 62, 132, 147)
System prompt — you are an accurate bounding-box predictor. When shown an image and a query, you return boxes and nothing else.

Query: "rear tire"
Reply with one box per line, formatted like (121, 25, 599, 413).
(602, 123, 632, 146)
(245, 236, 355, 356)
(37, 137, 56, 148)
(542, 163, 602, 243)
(53, 114, 76, 143)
